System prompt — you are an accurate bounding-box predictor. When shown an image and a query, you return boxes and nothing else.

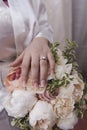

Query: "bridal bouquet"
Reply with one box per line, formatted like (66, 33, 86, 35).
(2, 40, 87, 130)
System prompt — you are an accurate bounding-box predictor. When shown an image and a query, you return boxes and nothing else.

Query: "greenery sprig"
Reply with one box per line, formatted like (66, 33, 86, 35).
(11, 115, 30, 130)
(48, 42, 60, 62)
(63, 39, 78, 70)
(83, 82, 87, 95)
(74, 98, 86, 118)
(47, 73, 73, 94)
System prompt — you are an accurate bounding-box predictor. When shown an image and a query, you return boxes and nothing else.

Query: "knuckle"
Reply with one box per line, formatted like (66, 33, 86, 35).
(40, 60, 47, 66)
(22, 64, 28, 69)
(32, 79, 38, 83)
(21, 71, 27, 78)
(21, 67, 28, 77)
(32, 63, 38, 69)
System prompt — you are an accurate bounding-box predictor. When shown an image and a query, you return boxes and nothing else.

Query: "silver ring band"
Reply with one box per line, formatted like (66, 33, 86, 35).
(40, 56, 48, 61)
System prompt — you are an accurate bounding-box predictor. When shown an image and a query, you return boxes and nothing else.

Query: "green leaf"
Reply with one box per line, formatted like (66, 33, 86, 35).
(83, 83, 87, 95)
(49, 42, 60, 62)
(47, 73, 73, 94)
(11, 114, 31, 130)
(63, 39, 78, 70)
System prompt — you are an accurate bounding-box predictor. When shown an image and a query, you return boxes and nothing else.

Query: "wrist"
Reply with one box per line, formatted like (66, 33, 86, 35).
(32, 37, 49, 45)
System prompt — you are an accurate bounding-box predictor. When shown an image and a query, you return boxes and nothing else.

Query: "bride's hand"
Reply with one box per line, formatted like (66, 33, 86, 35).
(10, 37, 55, 87)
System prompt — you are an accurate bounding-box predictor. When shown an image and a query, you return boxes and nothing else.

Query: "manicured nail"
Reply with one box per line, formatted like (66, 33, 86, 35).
(23, 81, 26, 88)
(41, 80, 46, 87)
(51, 69, 54, 75)
(34, 82, 38, 88)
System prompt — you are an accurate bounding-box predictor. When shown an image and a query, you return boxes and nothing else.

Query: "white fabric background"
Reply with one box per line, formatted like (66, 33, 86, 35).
(44, 0, 72, 49)
(44, 0, 87, 78)
(72, 0, 87, 77)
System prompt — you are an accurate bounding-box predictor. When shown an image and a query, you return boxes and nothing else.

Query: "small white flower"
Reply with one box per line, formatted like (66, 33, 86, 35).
(4, 89, 37, 118)
(57, 112, 78, 130)
(29, 101, 57, 130)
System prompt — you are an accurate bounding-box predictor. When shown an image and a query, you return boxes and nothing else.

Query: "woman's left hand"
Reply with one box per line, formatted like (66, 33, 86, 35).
(10, 37, 55, 88)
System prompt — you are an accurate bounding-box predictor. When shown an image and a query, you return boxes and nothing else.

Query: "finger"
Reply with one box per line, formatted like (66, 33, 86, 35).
(15, 67, 21, 75)
(9, 73, 16, 81)
(21, 54, 31, 87)
(10, 52, 24, 67)
(47, 51, 55, 75)
(16, 73, 20, 79)
(16, 68, 21, 79)
(40, 58, 48, 87)
(31, 55, 39, 88)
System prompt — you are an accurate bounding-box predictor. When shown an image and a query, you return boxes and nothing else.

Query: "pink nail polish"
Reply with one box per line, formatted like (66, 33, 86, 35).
(34, 83, 38, 88)
(23, 81, 26, 88)
(41, 80, 46, 87)
(51, 69, 54, 75)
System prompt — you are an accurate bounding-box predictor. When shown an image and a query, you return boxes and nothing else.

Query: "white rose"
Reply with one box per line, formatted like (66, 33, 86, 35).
(29, 101, 57, 130)
(57, 112, 78, 130)
(4, 89, 37, 118)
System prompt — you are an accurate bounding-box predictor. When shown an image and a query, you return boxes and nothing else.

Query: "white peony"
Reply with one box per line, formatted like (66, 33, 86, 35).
(58, 73, 84, 102)
(29, 100, 57, 130)
(72, 73, 84, 102)
(57, 112, 78, 130)
(4, 89, 37, 118)
(58, 83, 74, 98)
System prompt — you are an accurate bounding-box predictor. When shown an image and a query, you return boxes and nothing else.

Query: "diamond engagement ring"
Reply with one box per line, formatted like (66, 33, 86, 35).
(40, 56, 48, 61)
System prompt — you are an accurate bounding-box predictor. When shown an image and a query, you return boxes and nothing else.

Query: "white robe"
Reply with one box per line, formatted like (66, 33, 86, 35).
(0, 0, 53, 60)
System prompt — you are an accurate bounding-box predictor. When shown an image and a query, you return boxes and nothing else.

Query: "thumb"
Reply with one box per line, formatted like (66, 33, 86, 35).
(10, 52, 24, 67)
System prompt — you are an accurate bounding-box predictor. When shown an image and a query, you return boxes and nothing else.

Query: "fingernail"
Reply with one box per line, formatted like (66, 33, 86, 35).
(34, 82, 38, 88)
(22, 81, 26, 88)
(51, 69, 54, 75)
(41, 80, 46, 87)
